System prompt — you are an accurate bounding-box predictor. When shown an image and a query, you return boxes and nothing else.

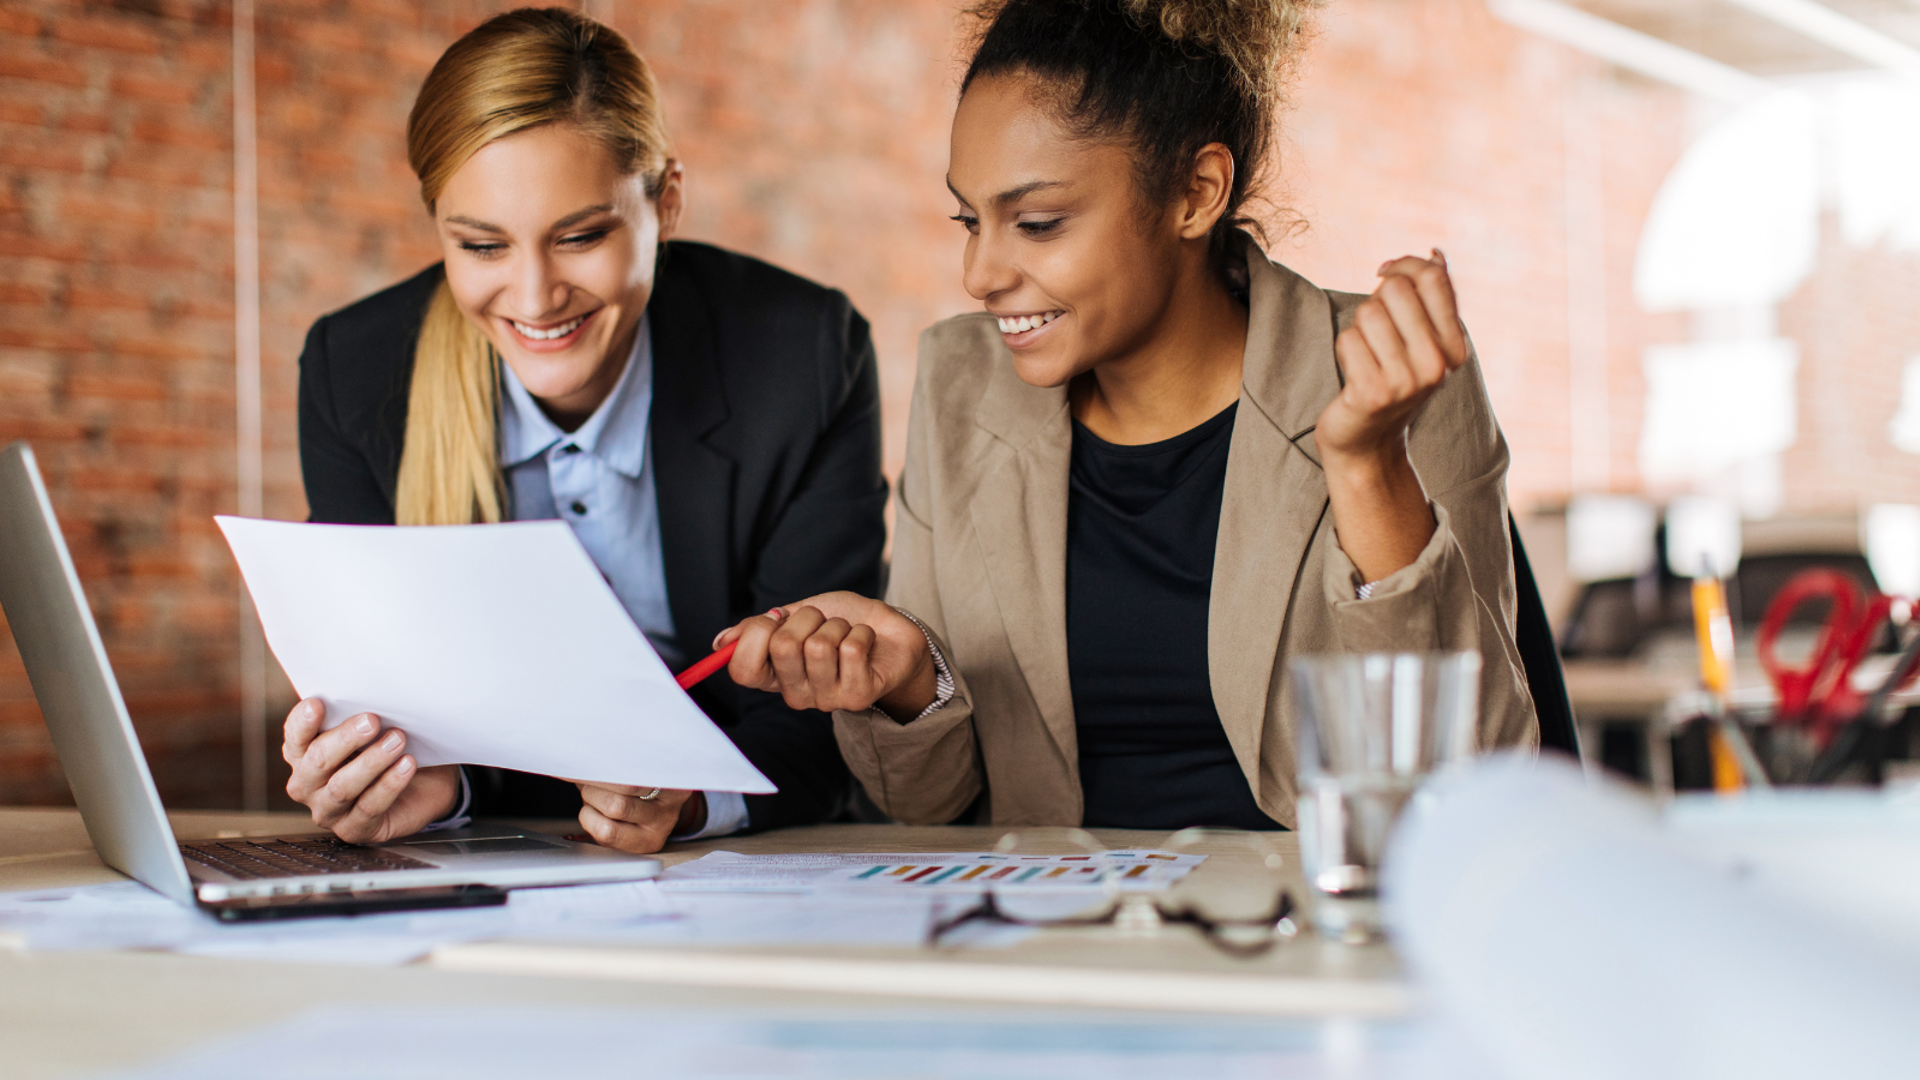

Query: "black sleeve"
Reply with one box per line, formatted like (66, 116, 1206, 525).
(298, 316, 396, 526)
(724, 305, 889, 833)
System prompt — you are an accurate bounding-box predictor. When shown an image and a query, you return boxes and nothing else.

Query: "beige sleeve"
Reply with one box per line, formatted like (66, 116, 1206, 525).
(831, 367, 984, 824)
(1317, 357, 1539, 752)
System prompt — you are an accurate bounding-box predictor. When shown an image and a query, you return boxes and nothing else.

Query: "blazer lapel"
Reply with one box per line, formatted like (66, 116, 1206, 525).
(969, 353, 1079, 771)
(1209, 246, 1346, 776)
(647, 257, 736, 658)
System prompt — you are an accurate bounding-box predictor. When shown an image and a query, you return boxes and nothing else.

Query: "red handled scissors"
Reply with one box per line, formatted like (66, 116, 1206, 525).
(1756, 569, 1892, 743)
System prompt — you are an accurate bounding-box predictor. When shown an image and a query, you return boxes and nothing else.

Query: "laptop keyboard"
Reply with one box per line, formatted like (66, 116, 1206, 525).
(180, 836, 435, 881)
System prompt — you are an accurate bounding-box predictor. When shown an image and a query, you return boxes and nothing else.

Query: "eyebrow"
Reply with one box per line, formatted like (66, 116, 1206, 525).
(442, 203, 618, 234)
(945, 177, 1066, 209)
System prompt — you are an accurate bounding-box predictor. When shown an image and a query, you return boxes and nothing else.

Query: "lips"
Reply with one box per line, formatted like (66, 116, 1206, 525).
(512, 314, 586, 340)
(503, 308, 597, 350)
(996, 311, 1061, 334)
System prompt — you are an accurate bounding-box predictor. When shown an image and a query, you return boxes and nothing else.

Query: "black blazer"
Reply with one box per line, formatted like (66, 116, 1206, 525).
(297, 240, 888, 833)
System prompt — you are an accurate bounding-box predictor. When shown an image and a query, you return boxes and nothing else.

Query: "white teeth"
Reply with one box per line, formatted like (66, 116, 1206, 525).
(513, 314, 586, 341)
(996, 311, 1061, 334)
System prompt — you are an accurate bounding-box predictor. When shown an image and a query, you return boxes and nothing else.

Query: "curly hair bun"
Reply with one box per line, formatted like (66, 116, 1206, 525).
(964, 0, 1321, 254)
(1124, 0, 1317, 109)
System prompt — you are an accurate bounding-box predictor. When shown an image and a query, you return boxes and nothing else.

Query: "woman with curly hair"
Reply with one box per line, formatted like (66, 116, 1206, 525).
(724, 0, 1539, 830)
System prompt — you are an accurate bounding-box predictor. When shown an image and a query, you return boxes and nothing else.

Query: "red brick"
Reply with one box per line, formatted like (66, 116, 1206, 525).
(51, 15, 163, 56)
(0, 52, 90, 89)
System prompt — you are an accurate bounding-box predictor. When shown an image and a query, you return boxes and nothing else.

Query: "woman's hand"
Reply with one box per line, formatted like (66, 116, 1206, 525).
(282, 698, 461, 844)
(572, 784, 704, 853)
(718, 592, 937, 719)
(1314, 249, 1468, 583)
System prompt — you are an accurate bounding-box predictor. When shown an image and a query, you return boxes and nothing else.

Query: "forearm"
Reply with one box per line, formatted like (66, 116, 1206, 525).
(1322, 441, 1436, 584)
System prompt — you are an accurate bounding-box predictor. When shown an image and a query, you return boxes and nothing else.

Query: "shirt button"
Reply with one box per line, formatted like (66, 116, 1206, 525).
(570, 501, 588, 515)
(563, 444, 581, 454)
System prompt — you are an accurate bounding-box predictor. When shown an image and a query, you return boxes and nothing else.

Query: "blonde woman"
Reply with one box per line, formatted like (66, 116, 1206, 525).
(717, 0, 1538, 829)
(281, 9, 885, 853)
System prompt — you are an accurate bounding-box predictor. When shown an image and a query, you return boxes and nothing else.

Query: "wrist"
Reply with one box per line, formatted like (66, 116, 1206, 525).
(674, 791, 707, 836)
(875, 647, 938, 721)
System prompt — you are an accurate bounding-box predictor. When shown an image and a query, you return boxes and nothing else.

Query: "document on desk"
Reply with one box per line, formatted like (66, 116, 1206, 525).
(661, 850, 1206, 893)
(216, 517, 772, 793)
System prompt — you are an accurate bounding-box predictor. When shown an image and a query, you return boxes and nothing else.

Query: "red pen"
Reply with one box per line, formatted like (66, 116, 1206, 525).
(675, 608, 784, 690)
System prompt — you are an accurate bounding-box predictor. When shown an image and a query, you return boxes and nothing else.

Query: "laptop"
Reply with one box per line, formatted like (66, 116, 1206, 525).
(0, 441, 661, 920)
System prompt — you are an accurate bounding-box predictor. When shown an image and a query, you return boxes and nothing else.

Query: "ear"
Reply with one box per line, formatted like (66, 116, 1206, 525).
(1176, 143, 1235, 241)
(653, 159, 687, 240)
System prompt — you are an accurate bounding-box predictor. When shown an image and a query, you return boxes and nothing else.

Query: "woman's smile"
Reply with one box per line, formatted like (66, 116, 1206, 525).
(994, 308, 1064, 347)
(503, 308, 599, 352)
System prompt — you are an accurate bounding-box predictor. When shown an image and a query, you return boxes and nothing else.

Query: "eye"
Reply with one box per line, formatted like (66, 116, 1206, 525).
(458, 240, 506, 258)
(948, 213, 979, 234)
(558, 229, 610, 249)
(1016, 217, 1064, 237)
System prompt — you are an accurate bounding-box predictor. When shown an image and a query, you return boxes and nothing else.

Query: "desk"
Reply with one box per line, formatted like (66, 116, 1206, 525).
(0, 808, 1407, 1079)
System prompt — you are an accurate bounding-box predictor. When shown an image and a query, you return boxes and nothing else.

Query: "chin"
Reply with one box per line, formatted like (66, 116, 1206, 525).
(1010, 353, 1080, 390)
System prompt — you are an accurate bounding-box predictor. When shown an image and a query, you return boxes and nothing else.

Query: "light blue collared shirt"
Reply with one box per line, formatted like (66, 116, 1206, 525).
(439, 317, 747, 841)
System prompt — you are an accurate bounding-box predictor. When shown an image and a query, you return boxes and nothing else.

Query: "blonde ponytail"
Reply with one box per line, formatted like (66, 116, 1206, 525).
(396, 281, 504, 525)
(393, 8, 671, 525)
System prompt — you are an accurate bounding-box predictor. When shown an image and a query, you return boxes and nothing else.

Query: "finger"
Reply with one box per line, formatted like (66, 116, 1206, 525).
(578, 781, 649, 824)
(1374, 274, 1449, 386)
(1379, 251, 1467, 366)
(1412, 250, 1467, 365)
(713, 606, 786, 651)
(287, 713, 384, 805)
(1353, 299, 1416, 398)
(1334, 325, 1381, 401)
(319, 727, 409, 816)
(282, 698, 324, 765)
(299, 712, 384, 780)
(803, 617, 853, 697)
(768, 606, 828, 710)
(840, 623, 879, 700)
(331, 755, 417, 843)
(578, 803, 669, 854)
(726, 612, 789, 692)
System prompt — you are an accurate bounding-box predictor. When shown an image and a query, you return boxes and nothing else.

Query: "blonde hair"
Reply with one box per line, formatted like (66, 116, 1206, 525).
(395, 7, 671, 525)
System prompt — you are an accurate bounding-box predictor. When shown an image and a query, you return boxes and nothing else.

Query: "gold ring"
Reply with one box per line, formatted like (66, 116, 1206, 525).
(639, 788, 662, 801)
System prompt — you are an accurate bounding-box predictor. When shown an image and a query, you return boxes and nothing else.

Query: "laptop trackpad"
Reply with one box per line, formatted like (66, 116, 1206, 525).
(400, 836, 567, 858)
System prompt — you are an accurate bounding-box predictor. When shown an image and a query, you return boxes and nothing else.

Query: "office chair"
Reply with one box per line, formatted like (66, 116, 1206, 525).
(1510, 515, 1581, 758)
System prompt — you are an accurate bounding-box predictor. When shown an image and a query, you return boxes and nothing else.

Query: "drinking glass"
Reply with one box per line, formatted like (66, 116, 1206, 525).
(1291, 651, 1480, 942)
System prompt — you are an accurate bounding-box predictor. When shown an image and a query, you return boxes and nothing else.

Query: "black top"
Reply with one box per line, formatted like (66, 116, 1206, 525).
(297, 241, 888, 832)
(1066, 402, 1281, 830)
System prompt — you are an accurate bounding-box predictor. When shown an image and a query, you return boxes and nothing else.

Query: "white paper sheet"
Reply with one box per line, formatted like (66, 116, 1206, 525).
(0, 877, 945, 962)
(100, 1004, 1431, 1080)
(216, 517, 772, 793)
(1386, 757, 1920, 1080)
(660, 850, 1204, 893)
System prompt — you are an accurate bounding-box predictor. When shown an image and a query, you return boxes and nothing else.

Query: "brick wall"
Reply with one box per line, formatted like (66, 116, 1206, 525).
(2, 0, 1917, 807)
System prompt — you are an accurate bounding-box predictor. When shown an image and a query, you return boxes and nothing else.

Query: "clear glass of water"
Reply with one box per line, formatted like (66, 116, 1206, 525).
(1291, 651, 1481, 942)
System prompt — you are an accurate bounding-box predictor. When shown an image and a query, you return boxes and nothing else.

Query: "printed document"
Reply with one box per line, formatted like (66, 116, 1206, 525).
(216, 517, 772, 793)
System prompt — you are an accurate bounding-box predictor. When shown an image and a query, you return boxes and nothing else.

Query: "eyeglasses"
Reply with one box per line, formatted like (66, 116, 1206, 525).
(926, 827, 1298, 957)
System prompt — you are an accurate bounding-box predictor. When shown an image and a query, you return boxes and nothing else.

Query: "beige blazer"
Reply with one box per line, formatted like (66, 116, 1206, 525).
(834, 241, 1539, 828)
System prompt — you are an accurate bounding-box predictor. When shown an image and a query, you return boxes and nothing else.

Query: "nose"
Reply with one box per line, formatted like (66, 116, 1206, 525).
(508, 248, 569, 319)
(961, 228, 1019, 304)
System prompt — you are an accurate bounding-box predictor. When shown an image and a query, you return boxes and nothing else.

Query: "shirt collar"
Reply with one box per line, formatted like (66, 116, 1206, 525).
(498, 314, 654, 478)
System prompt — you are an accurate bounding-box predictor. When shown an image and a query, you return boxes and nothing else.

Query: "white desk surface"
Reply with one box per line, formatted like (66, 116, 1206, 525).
(0, 808, 1406, 1079)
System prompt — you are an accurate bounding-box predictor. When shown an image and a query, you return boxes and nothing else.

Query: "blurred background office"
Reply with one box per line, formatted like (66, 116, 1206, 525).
(3, 0, 1920, 808)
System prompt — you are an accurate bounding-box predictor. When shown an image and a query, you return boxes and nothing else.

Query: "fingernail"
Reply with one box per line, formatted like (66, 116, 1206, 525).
(396, 756, 414, 774)
(767, 607, 786, 620)
(1433, 247, 1448, 264)
(712, 629, 729, 650)
(355, 716, 375, 736)
(382, 731, 403, 751)
(304, 700, 319, 721)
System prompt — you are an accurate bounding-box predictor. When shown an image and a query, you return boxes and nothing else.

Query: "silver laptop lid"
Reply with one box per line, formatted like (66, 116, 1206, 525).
(0, 442, 194, 903)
